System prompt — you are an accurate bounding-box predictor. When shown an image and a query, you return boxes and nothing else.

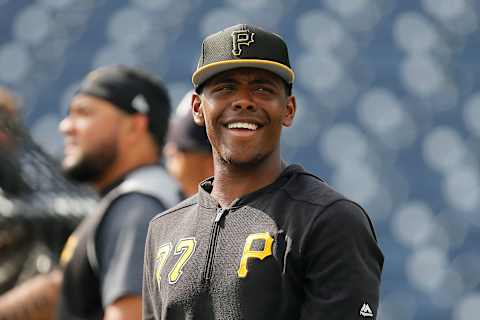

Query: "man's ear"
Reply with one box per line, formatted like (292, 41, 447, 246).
(282, 95, 296, 127)
(192, 93, 205, 126)
(120, 113, 148, 146)
(128, 114, 149, 136)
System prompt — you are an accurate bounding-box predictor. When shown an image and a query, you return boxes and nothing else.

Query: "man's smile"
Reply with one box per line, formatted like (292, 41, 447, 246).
(226, 122, 259, 130)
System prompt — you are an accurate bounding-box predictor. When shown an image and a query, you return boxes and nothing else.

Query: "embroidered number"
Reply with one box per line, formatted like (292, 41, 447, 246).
(169, 238, 197, 284)
(155, 243, 172, 287)
(154, 238, 197, 286)
(237, 232, 273, 278)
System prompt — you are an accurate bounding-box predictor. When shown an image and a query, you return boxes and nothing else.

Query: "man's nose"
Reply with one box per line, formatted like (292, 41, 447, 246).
(59, 116, 74, 135)
(232, 88, 256, 111)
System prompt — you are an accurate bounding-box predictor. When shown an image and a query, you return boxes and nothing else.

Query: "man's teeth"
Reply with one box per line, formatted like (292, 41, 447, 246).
(227, 122, 258, 130)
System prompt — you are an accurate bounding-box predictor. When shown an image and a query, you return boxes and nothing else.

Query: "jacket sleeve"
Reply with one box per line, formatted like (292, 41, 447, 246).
(299, 199, 384, 320)
(97, 193, 167, 307)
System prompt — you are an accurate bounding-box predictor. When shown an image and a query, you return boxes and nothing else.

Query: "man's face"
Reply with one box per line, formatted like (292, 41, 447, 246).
(59, 95, 126, 183)
(193, 68, 296, 167)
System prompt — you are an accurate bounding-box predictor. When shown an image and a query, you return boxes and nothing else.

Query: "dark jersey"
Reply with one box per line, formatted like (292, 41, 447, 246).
(143, 164, 384, 320)
(57, 165, 182, 320)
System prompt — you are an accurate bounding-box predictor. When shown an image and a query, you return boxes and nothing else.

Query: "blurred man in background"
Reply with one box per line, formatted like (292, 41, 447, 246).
(0, 65, 181, 320)
(164, 90, 213, 197)
(0, 87, 93, 295)
(0, 87, 29, 196)
(0, 87, 17, 116)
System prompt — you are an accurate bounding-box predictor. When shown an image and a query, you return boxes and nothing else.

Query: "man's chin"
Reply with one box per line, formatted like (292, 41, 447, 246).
(220, 152, 265, 169)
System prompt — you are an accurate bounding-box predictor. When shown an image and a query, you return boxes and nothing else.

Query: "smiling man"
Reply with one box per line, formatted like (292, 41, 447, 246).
(143, 24, 384, 320)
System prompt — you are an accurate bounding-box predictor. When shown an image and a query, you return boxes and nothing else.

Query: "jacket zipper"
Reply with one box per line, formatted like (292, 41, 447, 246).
(203, 207, 228, 283)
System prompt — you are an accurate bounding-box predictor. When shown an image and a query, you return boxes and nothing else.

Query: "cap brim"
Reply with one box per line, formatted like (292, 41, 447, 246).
(192, 59, 295, 87)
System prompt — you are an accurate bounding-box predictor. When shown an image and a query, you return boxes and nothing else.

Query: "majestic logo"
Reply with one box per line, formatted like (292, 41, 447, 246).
(359, 303, 374, 317)
(231, 30, 255, 56)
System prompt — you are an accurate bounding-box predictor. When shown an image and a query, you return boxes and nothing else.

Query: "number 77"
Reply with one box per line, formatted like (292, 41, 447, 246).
(155, 237, 197, 286)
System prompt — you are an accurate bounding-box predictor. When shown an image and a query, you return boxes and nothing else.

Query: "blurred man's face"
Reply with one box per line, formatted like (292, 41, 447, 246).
(0, 109, 14, 149)
(0, 92, 30, 195)
(59, 95, 125, 183)
(164, 143, 213, 197)
(0, 101, 23, 150)
(0, 111, 25, 194)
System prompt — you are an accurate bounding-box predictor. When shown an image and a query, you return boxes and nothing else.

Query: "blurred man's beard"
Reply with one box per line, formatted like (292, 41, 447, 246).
(63, 146, 117, 184)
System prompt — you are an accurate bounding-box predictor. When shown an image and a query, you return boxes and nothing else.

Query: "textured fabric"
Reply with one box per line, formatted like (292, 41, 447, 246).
(57, 165, 182, 320)
(143, 164, 384, 320)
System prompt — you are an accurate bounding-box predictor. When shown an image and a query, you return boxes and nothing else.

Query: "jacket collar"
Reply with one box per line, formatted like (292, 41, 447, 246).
(197, 164, 305, 209)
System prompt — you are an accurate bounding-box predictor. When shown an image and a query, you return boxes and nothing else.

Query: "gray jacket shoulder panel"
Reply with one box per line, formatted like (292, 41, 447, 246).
(150, 194, 199, 223)
(88, 166, 182, 271)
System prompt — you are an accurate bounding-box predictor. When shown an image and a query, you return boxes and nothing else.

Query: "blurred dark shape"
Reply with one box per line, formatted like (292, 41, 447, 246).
(0, 88, 29, 196)
(0, 87, 95, 294)
(166, 90, 211, 154)
(164, 90, 213, 197)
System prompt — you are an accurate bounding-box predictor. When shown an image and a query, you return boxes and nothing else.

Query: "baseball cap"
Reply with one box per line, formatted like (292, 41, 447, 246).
(166, 90, 211, 153)
(192, 24, 295, 90)
(75, 65, 171, 148)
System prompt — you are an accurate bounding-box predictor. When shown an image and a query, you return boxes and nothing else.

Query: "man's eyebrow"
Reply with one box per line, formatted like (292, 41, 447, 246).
(250, 78, 278, 86)
(210, 76, 239, 85)
(211, 77, 279, 86)
(69, 101, 91, 112)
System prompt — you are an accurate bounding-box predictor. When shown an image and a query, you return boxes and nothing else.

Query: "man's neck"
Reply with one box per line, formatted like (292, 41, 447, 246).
(93, 138, 160, 193)
(210, 153, 284, 208)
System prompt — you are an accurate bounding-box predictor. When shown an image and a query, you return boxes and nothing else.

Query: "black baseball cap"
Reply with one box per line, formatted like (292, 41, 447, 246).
(192, 24, 295, 90)
(75, 65, 171, 149)
(166, 90, 211, 153)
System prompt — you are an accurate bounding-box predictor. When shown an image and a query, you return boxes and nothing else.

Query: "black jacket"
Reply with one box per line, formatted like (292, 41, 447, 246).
(143, 165, 383, 319)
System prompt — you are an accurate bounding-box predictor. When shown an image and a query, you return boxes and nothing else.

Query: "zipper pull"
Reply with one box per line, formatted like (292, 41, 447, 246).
(215, 208, 227, 222)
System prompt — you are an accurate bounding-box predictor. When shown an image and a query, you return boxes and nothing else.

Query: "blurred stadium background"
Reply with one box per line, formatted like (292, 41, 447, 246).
(0, 0, 479, 319)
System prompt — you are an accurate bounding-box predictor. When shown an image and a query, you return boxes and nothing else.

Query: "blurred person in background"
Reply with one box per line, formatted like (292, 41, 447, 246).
(143, 24, 383, 320)
(164, 90, 213, 197)
(0, 87, 30, 196)
(0, 86, 93, 295)
(0, 65, 181, 320)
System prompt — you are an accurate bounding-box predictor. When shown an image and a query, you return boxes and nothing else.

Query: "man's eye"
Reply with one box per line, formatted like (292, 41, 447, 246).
(214, 84, 235, 93)
(222, 84, 235, 91)
(255, 87, 274, 93)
